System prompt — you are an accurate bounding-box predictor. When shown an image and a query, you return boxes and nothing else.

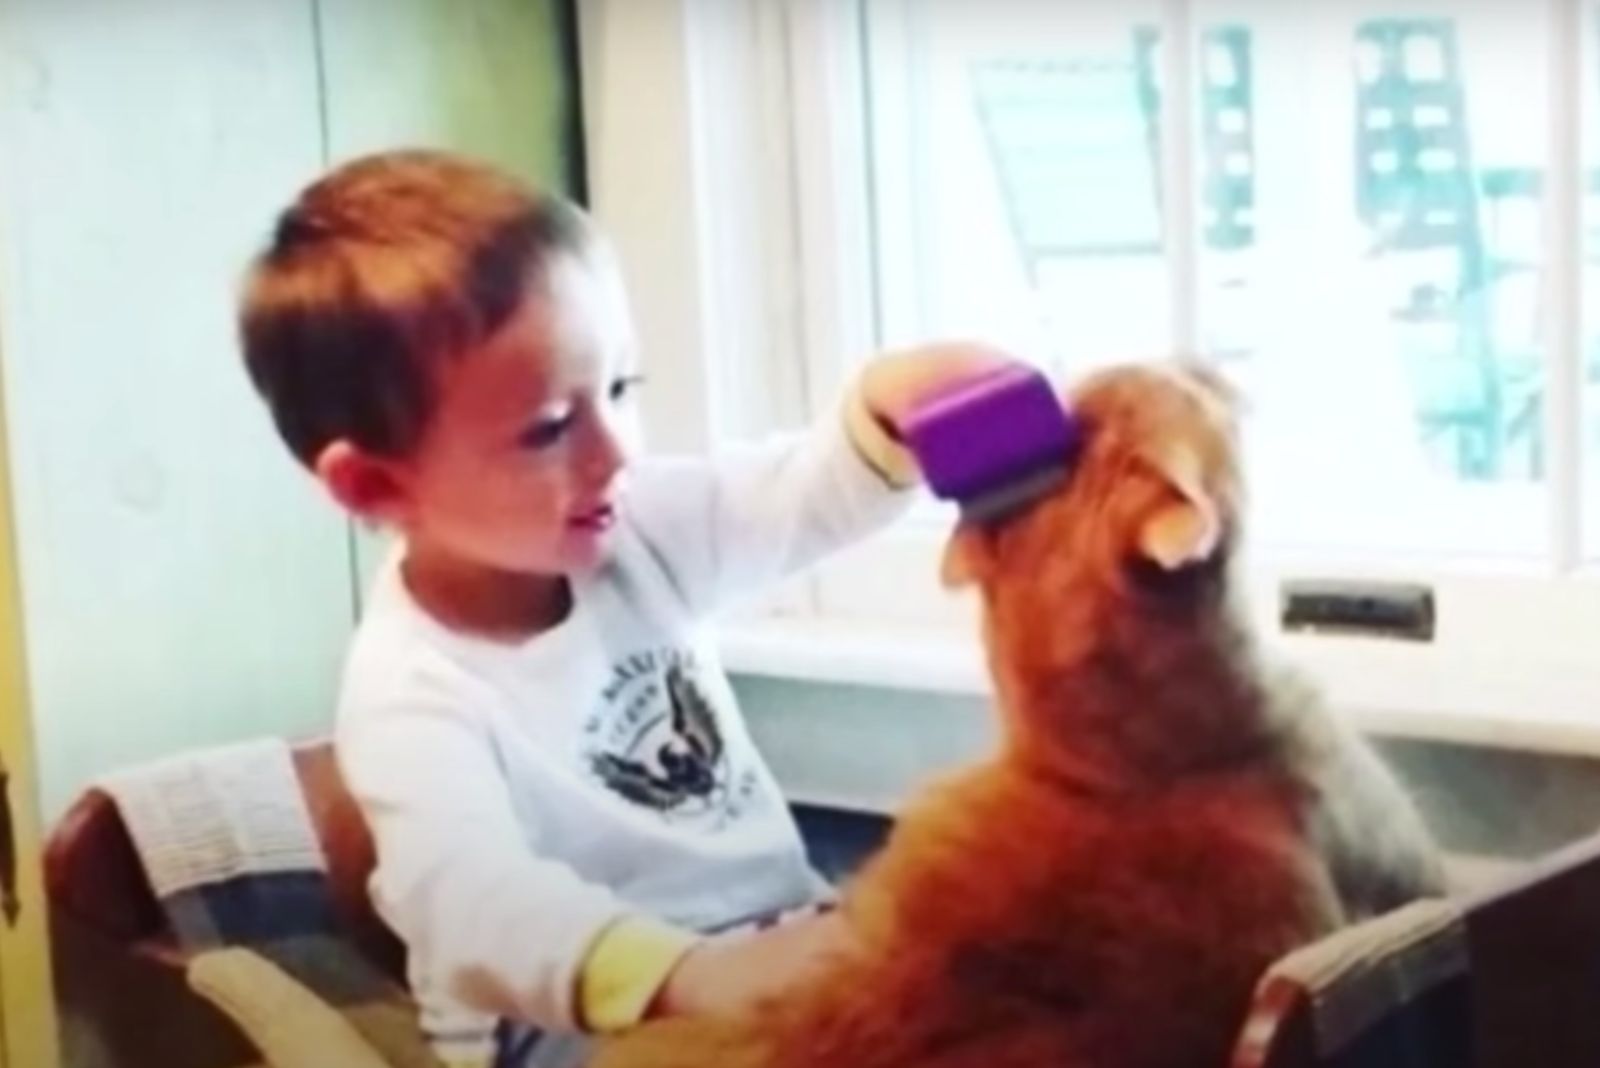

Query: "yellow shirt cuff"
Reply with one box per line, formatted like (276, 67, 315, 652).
(844, 385, 921, 489)
(577, 916, 699, 1033)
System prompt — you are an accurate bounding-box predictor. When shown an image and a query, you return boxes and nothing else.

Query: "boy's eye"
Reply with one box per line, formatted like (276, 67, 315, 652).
(609, 374, 645, 404)
(518, 410, 575, 450)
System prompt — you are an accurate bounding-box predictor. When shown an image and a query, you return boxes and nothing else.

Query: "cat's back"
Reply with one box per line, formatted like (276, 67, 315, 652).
(1043, 774, 1344, 1066)
(1256, 659, 1448, 917)
(856, 765, 1343, 1066)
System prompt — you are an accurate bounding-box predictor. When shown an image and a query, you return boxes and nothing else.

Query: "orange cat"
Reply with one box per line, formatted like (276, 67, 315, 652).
(593, 362, 1445, 1068)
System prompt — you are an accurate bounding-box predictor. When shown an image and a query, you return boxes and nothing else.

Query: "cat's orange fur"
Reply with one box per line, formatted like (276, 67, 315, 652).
(593, 362, 1444, 1068)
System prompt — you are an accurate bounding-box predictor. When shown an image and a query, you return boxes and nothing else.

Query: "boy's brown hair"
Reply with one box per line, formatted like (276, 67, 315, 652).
(240, 150, 591, 467)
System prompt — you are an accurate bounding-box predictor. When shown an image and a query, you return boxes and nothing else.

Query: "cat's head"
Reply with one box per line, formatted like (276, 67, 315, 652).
(942, 360, 1247, 690)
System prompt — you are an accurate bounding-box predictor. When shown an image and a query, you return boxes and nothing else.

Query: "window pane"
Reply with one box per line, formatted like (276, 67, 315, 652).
(1194, 1, 1548, 556)
(864, 0, 1168, 365)
(862, 0, 1551, 557)
(1585, 5, 1600, 560)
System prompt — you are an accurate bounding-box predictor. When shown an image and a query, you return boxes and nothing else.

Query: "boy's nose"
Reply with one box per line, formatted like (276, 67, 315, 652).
(581, 408, 628, 489)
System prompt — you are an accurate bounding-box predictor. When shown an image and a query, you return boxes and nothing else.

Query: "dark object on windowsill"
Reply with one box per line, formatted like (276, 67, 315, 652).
(1280, 580, 1435, 642)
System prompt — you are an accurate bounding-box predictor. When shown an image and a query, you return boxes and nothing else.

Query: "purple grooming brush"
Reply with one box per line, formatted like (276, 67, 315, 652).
(899, 364, 1081, 522)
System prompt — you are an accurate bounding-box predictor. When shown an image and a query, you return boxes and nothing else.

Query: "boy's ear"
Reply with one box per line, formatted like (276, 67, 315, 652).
(1133, 443, 1221, 571)
(314, 440, 408, 524)
(940, 522, 995, 589)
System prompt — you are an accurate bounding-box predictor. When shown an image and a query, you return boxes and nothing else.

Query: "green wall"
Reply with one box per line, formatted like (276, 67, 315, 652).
(0, 0, 579, 818)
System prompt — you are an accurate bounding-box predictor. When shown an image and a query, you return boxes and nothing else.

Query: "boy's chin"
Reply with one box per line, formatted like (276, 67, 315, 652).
(556, 528, 617, 573)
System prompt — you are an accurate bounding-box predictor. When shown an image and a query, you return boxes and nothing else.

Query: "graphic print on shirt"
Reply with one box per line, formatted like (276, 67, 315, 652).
(583, 648, 760, 827)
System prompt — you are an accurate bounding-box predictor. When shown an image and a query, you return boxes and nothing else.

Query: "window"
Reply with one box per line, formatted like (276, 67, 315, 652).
(866, 3, 1170, 364)
(864, 0, 1559, 557)
(583, 0, 1600, 742)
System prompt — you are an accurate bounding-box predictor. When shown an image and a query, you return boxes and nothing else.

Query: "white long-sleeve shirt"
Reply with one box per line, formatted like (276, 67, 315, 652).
(335, 402, 913, 1063)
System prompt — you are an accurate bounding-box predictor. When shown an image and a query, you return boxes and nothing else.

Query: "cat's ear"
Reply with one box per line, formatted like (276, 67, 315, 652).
(941, 522, 995, 588)
(1135, 443, 1221, 571)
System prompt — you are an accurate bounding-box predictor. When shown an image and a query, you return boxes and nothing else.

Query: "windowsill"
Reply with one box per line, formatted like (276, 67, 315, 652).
(720, 615, 1600, 760)
(723, 615, 988, 695)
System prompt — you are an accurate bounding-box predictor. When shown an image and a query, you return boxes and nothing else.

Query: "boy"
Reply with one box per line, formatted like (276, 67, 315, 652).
(239, 150, 1009, 1067)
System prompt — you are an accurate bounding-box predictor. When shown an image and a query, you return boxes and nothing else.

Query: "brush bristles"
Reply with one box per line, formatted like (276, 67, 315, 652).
(958, 463, 1070, 524)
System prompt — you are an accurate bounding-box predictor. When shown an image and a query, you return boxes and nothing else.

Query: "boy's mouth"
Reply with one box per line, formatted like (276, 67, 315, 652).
(569, 502, 617, 533)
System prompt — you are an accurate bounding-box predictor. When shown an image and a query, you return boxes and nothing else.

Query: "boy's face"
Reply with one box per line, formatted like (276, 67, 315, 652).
(388, 251, 643, 576)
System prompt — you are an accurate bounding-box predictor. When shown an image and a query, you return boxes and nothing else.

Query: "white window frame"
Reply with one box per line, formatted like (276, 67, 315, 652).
(581, 0, 1600, 757)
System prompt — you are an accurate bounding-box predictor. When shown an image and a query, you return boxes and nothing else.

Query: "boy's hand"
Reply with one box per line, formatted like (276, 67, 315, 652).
(646, 911, 855, 1020)
(858, 343, 1025, 441)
